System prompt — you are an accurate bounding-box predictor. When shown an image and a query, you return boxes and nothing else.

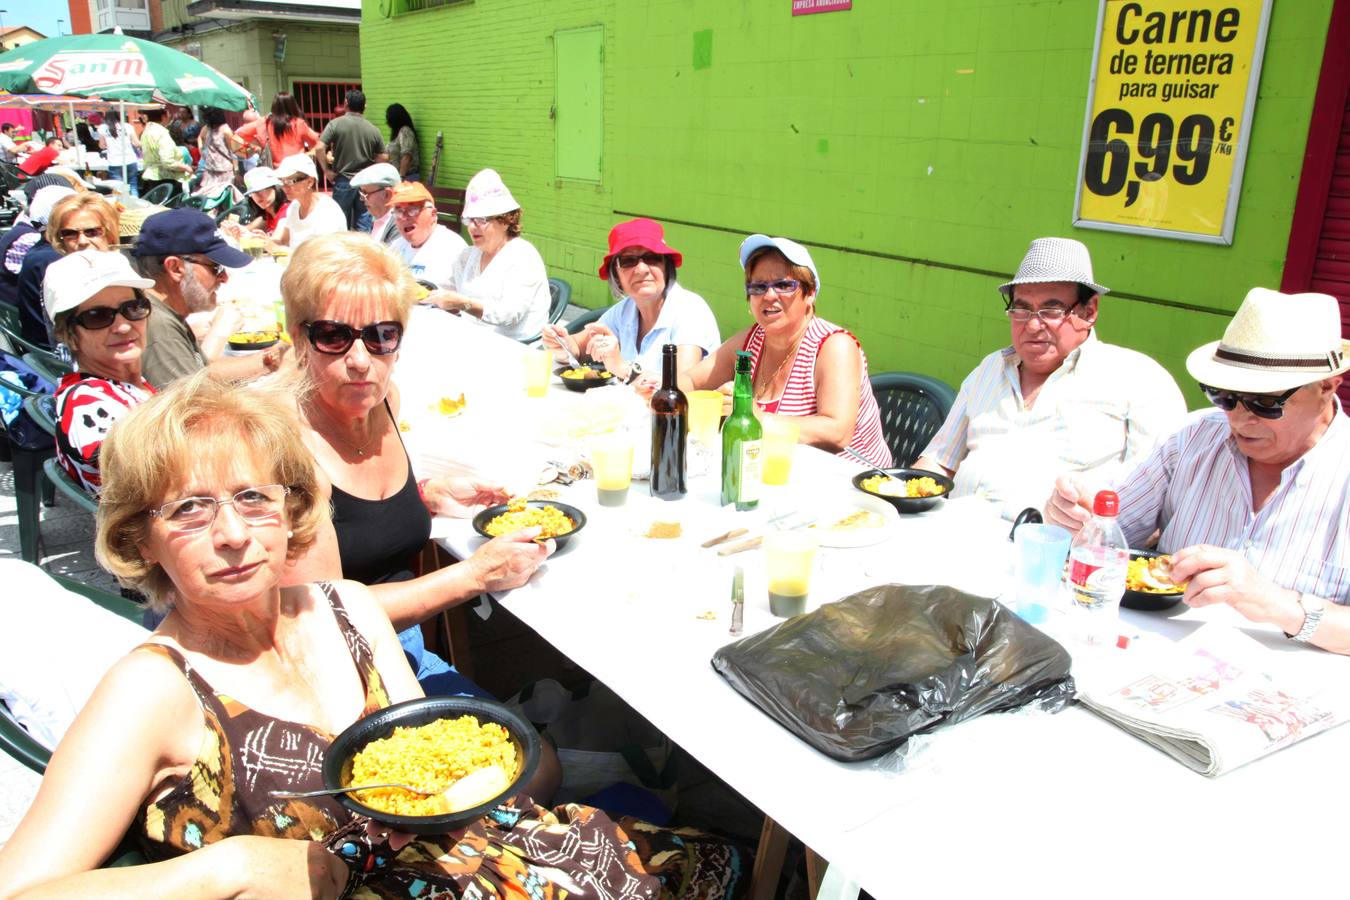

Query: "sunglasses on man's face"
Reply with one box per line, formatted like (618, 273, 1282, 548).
(1199, 383, 1300, 420)
(71, 296, 152, 330)
(304, 319, 404, 356)
(58, 226, 104, 242)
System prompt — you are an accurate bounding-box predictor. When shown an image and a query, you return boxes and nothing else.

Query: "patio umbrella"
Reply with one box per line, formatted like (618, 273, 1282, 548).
(0, 33, 254, 111)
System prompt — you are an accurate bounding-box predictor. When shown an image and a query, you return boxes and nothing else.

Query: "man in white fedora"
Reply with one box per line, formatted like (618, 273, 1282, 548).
(1047, 288, 1350, 652)
(915, 237, 1185, 517)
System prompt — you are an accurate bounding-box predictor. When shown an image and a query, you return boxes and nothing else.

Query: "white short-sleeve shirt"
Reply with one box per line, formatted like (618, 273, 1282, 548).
(449, 237, 550, 341)
(283, 194, 347, 248)
(597, 283, 721, 372)
(392, 225, 468, 290)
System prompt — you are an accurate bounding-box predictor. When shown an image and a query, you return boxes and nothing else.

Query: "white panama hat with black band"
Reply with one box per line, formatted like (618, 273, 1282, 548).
(1185, 287, 1350, 394)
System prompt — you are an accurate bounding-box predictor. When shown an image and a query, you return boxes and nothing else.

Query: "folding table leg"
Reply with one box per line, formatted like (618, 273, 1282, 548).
(749, 816, 790, 900)
(805, 848, 828, 900)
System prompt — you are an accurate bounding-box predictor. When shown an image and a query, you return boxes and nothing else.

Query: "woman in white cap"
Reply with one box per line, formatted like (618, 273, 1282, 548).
(239, 165, 289, 235)
(271, 152, 346, 248)
(683, 234, 892, 468)
(427, 168, 550, 341)
(43, 249, 157, 493)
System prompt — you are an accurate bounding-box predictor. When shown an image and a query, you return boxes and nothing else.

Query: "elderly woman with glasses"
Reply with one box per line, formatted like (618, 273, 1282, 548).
(423, 168, 550, 341)
(280, 232, 552, 701)
(540, 217, 719, 385)
(271, 152, 346, 249)
(16, 187, 120, 350)
(42, 249, 157, 493)
(0, 369, 748, 898)
(683, 233, 892, 468)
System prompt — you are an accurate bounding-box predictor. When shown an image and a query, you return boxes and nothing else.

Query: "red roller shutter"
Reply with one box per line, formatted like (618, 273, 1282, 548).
(1283, 0, 1350, 405)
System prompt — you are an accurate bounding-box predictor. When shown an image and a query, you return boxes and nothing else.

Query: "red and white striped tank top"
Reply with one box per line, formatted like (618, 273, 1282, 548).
(743, 317, 893, 468)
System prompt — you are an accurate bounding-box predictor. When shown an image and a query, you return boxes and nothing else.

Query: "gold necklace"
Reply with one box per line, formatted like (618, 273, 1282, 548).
(753, 319, 811, 402)
(309, 401, 380, 457)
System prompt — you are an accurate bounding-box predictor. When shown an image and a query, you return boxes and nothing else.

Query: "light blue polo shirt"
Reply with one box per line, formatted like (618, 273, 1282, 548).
(597, 282, 721, 371)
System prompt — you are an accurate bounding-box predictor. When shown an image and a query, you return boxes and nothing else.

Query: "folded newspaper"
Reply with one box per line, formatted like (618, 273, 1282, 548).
(1074, 624, 1350, 777)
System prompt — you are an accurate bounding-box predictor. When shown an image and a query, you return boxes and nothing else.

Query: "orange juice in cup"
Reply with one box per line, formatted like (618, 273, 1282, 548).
(523, 349, 553, 397)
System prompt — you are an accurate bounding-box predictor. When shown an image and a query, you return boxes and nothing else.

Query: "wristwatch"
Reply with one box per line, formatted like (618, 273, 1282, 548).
(1289, 592, 1325, 644)
(625, 362, 643, 385)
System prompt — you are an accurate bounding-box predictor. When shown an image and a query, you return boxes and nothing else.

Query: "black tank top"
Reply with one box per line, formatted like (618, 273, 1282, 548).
(329, 400, 431, 585)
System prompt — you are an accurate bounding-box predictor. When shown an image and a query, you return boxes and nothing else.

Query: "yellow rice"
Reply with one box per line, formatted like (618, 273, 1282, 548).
(484, 498, 574, 538)
(346, 715, 518, 816)
(860, 474, 945, 498)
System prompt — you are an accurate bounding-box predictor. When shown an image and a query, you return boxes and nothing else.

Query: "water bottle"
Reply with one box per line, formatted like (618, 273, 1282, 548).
(1065, 490, 1128, 645)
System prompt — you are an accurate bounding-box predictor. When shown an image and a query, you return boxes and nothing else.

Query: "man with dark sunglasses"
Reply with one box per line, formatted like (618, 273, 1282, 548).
(1048, 288, 1350, 653)
(915, 237, 1185, 518)
(132, 209, 288, 386)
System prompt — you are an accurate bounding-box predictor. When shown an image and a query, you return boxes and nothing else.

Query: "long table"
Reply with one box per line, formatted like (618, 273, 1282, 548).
(397, 308, 1350, 898)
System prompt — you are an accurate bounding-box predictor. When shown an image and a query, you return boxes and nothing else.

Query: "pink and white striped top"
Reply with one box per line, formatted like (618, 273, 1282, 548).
(743, 316, 893, 469)
(1116, 404, 1350, 603)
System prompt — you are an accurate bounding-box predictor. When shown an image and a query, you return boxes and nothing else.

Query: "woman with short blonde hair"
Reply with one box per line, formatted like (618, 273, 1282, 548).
(46, 192, 121, 253)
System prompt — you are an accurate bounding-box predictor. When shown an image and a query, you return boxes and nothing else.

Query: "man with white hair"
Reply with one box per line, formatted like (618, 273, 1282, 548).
(1046, 288, 1350, 653)
(915, 236, 1185, 517)
(387, 181, 467, 288)
(351, 162, 402, 245)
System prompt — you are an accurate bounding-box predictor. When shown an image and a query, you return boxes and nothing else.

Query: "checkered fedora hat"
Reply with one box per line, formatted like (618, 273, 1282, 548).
(998, 237, 1109, 296)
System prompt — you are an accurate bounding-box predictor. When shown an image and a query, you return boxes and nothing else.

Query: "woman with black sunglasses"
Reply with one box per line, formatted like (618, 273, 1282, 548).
(539, 217, 719, 387)
(280, 233, 559, 720)
(43, 249, 157, 493)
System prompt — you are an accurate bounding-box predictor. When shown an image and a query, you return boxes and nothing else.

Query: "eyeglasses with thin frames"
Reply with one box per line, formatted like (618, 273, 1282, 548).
(1199, 383, 1300, 420)
(1003, 302, 1086, 326)
(745, 279, 802, 297)
(148, 484, 290, 533)
(393, 204, 431, 218)
(182, 255, 226, 280)
(71, 296, 152, 330)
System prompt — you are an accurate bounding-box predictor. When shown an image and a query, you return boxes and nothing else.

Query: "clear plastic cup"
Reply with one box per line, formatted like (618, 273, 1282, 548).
(764, 529, 817, 617)
(591, 433, 634, 507)
(523, 349, 553, 398)
(761, 415, 799, 486)
(1012, 524, 1071, 624)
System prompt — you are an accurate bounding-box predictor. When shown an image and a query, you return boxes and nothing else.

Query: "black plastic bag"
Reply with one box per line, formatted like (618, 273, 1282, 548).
(711, 584, 1075, 761)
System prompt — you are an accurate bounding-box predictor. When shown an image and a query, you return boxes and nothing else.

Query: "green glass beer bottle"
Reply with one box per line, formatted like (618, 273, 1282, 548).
(720, 351, 762, 509)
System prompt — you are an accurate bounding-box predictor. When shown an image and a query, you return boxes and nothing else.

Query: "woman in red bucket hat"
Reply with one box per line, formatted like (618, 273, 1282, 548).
(540, 217, 719, 386)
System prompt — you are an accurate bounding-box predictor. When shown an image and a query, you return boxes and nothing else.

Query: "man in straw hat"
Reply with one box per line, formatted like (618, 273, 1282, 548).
(1047, 288, 1350, 652)
(916, 237, 1185, 517)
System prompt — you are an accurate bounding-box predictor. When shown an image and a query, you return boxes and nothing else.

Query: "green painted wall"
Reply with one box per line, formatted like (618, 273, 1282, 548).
(360, 0, 1335, 407)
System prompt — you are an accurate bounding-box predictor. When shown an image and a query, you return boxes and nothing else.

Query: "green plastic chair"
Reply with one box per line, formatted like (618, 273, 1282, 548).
(566, 305, 609, 335)
(0, 304, 58, 360)
(2, 352, 55, 562)
(0, 571, 146, 867)
(868, 371, 958, 468)
(43, 455, 98, 515)
(546, 277, 572, 325)
(22, 350, 73, 384)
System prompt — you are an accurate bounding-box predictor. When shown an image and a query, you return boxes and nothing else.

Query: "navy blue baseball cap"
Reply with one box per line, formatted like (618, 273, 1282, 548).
(131, 208, 252, 268)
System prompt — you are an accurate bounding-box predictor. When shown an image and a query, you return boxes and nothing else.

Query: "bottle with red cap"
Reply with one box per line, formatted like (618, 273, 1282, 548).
(1065, 490, 1129, 645)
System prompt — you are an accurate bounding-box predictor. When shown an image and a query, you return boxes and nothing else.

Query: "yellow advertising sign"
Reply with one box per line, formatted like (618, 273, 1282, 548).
(1073, 0, 1272, 244)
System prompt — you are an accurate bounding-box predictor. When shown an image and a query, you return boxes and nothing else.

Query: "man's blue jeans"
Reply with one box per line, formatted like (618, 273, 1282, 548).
(332, 176, 372, 232)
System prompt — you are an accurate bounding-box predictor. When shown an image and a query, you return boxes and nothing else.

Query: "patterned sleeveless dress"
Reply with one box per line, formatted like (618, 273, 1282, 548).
(135, 584, 746, 899)
(743, 316, 893, 468)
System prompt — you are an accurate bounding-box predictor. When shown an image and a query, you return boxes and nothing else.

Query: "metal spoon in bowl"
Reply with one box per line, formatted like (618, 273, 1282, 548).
(270, 781, 443, 800)
(841, 445, 889, 480)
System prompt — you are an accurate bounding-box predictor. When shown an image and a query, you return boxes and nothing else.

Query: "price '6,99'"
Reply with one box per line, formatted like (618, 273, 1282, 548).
(1083, 108, 1235, 207)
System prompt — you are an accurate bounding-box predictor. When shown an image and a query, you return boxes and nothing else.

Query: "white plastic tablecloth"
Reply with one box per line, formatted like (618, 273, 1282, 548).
(395, 306, 1350, 899)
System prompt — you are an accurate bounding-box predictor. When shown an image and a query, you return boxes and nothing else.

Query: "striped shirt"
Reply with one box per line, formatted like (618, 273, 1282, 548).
(922, 333, 1185, 517)
(743, 316, 892, 468)
(1116, 404, 1350, 604)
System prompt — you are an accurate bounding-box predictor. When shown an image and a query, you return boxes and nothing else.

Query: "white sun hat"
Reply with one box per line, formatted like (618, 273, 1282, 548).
(998, 237, 1109, 297)
(1185, 287, 1350, 394)
(462, 168, 520, 218)
(274, 153, 317, 182)
(43, 249, 154, 323)
(242, 166, 281, 195)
